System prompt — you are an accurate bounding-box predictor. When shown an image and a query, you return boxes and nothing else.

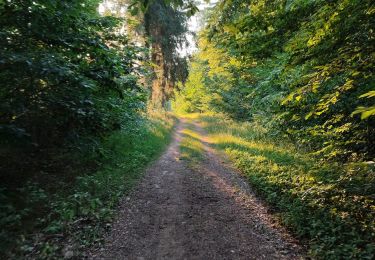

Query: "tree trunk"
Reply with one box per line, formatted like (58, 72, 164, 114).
(150, 42, 167, 109)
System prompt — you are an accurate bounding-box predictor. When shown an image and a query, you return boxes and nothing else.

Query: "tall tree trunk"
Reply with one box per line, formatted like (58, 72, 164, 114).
(150, 42, 167, 109)
(144, 0, 188, 110)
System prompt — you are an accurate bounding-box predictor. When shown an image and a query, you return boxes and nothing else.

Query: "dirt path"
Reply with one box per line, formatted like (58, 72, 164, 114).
(88, 119, 302, 259)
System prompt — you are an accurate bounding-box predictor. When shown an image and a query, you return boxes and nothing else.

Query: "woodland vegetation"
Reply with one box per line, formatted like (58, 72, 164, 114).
(0, 0, 188, 257)
(0, 0, 374, 259)
(174, 0, 374, 258)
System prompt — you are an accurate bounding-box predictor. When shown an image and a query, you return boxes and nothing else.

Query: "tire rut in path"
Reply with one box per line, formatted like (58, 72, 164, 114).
(88, 119, 303, 259)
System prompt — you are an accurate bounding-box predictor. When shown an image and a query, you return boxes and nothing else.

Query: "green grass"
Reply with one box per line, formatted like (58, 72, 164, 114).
(197, 113, 375, 259)
(0, 112, 175, 259)
(179, 119, 205, 165)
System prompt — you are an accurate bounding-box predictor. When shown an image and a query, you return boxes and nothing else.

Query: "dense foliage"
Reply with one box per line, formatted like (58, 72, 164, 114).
(176, 0, 375, 161)
(173, 0, 375, 258)
(1, 0, 374, 258)
(144, 0, 191, 108)
(0, 0, 147, 182)
(0, 0, 183, 258)
(198, 114, 374, 259)
(0, 112, 174, 258)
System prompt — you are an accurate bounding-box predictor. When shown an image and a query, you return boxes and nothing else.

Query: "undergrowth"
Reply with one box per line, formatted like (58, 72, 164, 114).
(197, 113, 375, 259)
(0, 112, 175, 259)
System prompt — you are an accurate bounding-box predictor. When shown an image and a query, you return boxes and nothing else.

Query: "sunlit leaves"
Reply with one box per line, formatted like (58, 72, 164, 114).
(195, 0, 375, 161)
(352, 106, 375, 119)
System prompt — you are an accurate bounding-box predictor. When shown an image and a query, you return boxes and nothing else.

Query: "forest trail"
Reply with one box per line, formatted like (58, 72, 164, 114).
(88, 118, 302, 259)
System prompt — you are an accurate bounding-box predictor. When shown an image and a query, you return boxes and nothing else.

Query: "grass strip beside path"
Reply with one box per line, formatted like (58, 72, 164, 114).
(1, 112, 175, 259)
(196, 113, 375, 259)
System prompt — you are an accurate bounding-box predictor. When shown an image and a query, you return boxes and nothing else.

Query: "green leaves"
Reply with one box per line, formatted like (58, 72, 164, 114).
(177, 5, 375, 257)
(200, 114, 375, 259)
(0, 0, 146, 149)
(0, 112, 175, 258)
(352, 106, 375, 120)
(199, 0, 375, 160)
(0, 1, 149, 256)
(359, 91, 375, 99)
(352, 91, 375, 119)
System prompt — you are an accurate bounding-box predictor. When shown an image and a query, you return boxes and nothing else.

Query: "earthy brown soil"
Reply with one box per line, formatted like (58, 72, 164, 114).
(88, 119, 303, 259)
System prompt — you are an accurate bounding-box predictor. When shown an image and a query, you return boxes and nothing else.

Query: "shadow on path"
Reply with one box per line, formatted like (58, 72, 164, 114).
(88, 118, 303, 260)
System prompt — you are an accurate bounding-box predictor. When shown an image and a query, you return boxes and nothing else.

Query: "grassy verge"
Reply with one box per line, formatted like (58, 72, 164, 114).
(179, 118, 204, 166)
(196, 113, 374, 259)
(0, 112, 175, 259)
